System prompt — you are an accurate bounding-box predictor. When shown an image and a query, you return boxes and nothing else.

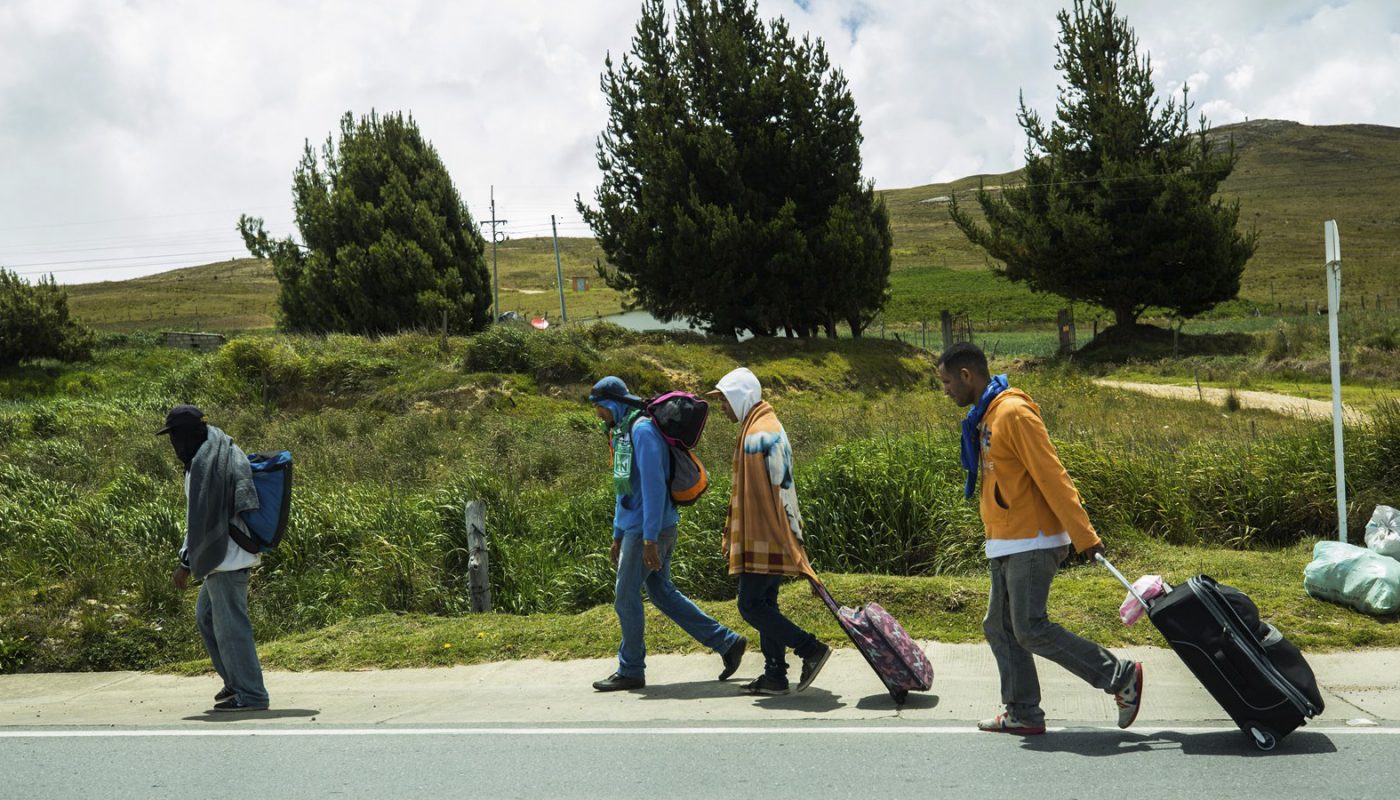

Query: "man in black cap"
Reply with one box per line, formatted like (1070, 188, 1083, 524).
(158, 404, 269, 712)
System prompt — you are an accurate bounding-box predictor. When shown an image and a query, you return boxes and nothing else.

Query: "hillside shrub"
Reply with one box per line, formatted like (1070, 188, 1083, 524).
(462, 324, 600, 385)
(0, 269, 96, 368)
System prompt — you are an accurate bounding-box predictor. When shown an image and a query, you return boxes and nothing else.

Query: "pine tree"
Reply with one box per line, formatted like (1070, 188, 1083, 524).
(950, 0, 1256, 332)
(239, 111, 491, 335)
(578, 0, 890, 338)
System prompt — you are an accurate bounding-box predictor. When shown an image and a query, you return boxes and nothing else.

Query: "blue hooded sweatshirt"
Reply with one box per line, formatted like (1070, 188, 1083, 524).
(592, 382, 678, 542)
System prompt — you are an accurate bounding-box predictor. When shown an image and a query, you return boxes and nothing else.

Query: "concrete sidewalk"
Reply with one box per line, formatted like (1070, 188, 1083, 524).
(3, 643, 1398, 728)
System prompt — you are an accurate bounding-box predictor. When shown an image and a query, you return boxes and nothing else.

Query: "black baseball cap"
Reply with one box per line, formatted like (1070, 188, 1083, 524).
(155, 404, 207, 435)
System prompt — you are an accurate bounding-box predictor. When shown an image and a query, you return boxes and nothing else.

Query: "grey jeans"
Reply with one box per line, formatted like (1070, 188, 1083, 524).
(984, 546, 1133, 725)
(195, 569, 269, 707)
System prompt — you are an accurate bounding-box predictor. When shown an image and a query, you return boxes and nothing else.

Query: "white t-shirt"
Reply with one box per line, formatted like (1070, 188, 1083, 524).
(985, 530, 1072, 559)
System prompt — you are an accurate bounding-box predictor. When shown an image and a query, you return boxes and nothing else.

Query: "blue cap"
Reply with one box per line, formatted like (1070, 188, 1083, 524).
(588, 375, 640, 405)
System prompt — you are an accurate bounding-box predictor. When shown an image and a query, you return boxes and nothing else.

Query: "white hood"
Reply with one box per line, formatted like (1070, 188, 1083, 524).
(715, 367, 762, 424)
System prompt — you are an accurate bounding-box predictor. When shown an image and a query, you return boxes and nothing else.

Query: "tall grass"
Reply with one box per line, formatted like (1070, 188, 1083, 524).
(4, 330, 1398, 673)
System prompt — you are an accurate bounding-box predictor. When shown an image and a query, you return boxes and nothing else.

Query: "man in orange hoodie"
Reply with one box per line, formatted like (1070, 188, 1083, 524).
(936, 342, 1142, 735)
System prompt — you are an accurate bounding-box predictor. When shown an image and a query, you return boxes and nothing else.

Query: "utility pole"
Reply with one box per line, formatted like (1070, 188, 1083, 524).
(480, 186, 508, 321)
(551, 214, 567, 322)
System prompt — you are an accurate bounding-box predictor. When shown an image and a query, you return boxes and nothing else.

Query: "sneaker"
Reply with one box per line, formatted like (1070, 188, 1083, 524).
(977, 712, 1046, 735)
(211, 698, 269, 712)
(796, 642, 831, 692)
(1115, 661, 1144, 729)
(718, 636, 747, 681)
(214, 687, 235, 703)
(592, 672, 646, 692)
(741, 675, 790, 696)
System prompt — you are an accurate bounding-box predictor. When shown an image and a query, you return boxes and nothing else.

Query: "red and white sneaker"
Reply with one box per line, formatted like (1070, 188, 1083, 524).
(977, 711, 1046, 736)
(1115, 662, 1144, 729)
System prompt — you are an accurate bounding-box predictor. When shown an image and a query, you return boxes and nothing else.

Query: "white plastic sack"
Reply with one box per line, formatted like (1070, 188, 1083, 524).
(1365, 505, 1400, 560)
(1304, 540, 1400, 617)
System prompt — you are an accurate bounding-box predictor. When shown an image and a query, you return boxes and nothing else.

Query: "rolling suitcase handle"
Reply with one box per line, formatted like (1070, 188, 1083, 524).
(805, 575, 843, 617)
(1094, 552, 1150, 612)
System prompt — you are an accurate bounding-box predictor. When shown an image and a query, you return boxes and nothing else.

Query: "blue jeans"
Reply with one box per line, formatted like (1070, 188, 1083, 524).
(984, 546, 1133, 725)
(737, 572, 819, 681)
(614, 527, 740, 678)
(195, 569, 269, 707)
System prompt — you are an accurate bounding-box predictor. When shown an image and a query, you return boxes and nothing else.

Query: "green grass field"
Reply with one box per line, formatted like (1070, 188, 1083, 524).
(879, 120, 1400, 317)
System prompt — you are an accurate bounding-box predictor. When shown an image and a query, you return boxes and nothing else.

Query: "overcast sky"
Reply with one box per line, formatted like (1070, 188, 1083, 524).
(2, 0, 1397, 285)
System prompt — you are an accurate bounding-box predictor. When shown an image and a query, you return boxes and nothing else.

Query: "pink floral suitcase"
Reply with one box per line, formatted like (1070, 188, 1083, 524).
(810, 577, 933, 705)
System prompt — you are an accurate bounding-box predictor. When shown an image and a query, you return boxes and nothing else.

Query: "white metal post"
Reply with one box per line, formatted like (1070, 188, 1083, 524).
(1325, 220, 1347, 543)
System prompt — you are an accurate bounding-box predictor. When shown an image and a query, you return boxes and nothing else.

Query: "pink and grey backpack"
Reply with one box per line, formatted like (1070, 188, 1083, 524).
(603, 389, 712, 506)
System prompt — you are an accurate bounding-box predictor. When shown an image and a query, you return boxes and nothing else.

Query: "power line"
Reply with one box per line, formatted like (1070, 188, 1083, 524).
(4, 249, 252, 269)
(0, 205, 292, 234)
(0, 220, 295, 250)
(8, 254, 252, 278)
(3, 234, 248, 257)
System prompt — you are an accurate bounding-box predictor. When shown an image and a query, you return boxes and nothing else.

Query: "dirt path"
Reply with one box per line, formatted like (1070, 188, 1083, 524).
(1095, 379, 1369, 423)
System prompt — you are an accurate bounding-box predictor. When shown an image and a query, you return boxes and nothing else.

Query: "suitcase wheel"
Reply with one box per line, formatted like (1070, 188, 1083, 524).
(891, 689, 909, 706)
(1247, 724, 1278, 752)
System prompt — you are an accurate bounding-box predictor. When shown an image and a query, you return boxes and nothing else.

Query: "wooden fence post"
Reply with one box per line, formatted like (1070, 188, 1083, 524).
(1057, 309, 1073, 355)
(940, 310, 953, 351)
(464, 500, 491, 613)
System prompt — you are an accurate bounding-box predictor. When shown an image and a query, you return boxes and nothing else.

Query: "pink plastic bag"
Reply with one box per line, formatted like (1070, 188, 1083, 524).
(1119, 575, 1168, 625)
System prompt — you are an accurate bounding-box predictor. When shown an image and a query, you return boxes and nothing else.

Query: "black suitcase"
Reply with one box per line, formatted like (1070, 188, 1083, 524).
(1099, 555, 1324, 750)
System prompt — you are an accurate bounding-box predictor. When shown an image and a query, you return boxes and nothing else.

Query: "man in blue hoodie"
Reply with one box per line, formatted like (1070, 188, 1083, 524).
(587, 376, 747, 691)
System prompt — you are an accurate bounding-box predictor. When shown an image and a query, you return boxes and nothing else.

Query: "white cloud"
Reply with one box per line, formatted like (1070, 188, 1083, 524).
(1, 0, 1397, 283)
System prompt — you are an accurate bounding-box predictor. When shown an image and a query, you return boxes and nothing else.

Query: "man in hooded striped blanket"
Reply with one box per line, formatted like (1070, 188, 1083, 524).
(710, 367, 831, 696)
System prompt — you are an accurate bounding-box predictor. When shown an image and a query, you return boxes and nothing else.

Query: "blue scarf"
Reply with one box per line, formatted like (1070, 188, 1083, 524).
(960, 374, 1009, 499)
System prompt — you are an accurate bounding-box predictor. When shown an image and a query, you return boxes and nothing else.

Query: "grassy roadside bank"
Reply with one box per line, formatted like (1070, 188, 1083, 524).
(160, 539, 1399, 675)
(5, 327, 1399, 675)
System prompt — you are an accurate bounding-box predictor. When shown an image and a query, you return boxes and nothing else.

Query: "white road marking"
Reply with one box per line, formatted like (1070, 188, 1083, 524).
(0, 725, 1395, 739)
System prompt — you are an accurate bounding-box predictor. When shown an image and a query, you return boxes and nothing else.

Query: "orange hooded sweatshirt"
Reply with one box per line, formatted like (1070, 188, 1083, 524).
(978, 388, 1101, 553)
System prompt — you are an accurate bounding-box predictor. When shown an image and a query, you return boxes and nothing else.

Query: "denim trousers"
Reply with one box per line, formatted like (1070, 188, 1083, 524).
(984, 546, 1133, 725)
(736, 572, 819, 681)
(615, 527, 740, 678)
(195, 568, 269, 707)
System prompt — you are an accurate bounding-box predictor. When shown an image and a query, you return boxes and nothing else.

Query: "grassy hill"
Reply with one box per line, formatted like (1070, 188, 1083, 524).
(879, 119, 1400, 325)
(62, 120, 1400, 333)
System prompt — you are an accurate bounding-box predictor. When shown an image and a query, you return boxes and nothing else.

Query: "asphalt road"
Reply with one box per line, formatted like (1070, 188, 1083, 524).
(4, 722, 1397, 800)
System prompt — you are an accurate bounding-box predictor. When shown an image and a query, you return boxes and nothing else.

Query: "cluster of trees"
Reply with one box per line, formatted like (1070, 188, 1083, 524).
(578, 0, 891, 339)
(2, 0, 1254, 357)
(230, 0, 1247, 341)
(0, 1, 1250, 352)
(0, 269, 94, 369)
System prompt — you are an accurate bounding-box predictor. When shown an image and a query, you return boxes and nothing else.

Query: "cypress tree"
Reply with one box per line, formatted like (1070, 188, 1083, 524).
(579, 0, 890, 337)
(950, 0, 1256, 332)
(240, 111, 491, 334)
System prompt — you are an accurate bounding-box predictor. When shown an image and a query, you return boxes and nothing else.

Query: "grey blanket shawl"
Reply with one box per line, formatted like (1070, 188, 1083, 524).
(186, 426, 259, 579)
